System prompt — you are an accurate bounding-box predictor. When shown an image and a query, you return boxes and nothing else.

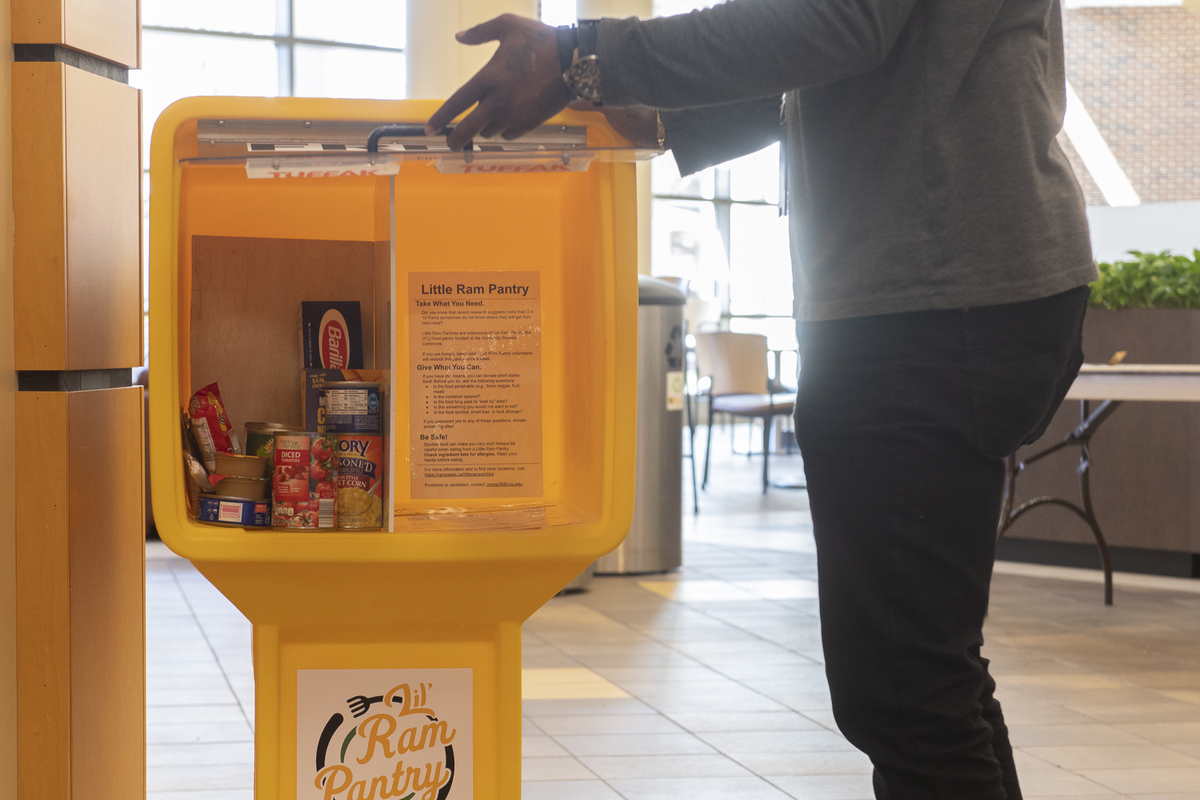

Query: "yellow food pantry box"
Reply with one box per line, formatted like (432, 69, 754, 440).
(148, 97, 650, 800)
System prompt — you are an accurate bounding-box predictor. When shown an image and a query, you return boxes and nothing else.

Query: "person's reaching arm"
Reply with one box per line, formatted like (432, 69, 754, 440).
(426, 0, 917, 149)
(598, 0, 917, 109)
(660, 97, 783, 176)
(576, 96, 783, 176)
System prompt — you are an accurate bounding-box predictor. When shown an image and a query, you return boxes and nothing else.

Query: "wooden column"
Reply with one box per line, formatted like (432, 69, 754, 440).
(0, 0, 18, 790)
(10, 0, 144, 798)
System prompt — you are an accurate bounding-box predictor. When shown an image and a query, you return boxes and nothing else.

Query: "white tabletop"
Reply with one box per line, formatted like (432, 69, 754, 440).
(1066, 364, 1200, 402)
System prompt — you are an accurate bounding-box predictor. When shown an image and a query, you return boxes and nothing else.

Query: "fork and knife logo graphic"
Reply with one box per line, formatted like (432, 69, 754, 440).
(313, 682, 457, 800)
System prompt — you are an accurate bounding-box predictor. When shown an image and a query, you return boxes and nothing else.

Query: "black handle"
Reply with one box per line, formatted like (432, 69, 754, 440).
(366, 123, 470, 155)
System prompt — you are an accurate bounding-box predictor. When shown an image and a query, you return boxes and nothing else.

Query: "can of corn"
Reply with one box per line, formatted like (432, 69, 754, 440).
(335, 434, 385, 530)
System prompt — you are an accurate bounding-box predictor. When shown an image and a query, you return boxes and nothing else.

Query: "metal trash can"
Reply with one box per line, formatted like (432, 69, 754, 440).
(596, 276, 686, 574)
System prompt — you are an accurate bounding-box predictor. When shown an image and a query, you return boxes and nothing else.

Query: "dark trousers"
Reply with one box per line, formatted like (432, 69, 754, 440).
(793, 286, 1089, 800)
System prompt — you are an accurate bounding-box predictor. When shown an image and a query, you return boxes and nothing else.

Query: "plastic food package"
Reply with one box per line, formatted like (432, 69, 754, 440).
(188, 382, 234, 472)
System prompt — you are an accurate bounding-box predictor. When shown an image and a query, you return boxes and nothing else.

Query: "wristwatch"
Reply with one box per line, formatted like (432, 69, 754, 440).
(558, 20, 603, 106)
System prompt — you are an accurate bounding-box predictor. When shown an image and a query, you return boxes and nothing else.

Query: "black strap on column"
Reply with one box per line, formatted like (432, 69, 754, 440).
(13, 44, 129, 83)
(18, 369, 134, 392)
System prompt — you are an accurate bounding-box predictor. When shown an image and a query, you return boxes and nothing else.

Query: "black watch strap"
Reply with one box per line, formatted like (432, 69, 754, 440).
(577, 19, 601, 58)
(556, 25, 577, 73)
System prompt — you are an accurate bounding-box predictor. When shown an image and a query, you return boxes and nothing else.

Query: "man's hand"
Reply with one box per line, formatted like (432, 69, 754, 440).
(425, 15, 569, 150)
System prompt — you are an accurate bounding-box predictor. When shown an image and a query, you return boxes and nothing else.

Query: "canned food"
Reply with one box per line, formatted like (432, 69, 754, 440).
(272, 432, 338, 529)
(214, 452, 270, 479)
(336, 435, 385, 529)
(322, 381, 381, 434)
(197, 495, 272, 528)
(212, 476, 270, 500)
(245, 422, 299, 460)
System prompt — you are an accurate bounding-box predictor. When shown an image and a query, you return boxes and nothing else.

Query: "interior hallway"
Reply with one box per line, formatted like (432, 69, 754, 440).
(146, 432, 1200, 800)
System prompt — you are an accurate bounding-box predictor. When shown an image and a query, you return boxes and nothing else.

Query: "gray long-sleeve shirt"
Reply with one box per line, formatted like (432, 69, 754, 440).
(597, 0, 1097, 321)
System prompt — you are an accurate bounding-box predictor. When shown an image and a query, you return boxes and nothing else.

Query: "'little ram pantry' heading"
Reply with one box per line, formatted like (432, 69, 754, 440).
(419, 283, 531, 297)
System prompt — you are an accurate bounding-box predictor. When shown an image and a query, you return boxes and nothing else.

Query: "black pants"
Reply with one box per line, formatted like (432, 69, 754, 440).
(794, 286, 1089, 800)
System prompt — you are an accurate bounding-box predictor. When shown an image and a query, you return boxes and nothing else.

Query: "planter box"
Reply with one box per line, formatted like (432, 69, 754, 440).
(1004, 309, 1200, 573)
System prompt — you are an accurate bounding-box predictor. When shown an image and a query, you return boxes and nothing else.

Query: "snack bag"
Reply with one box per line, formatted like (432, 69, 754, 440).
(188, 382, 233, 472)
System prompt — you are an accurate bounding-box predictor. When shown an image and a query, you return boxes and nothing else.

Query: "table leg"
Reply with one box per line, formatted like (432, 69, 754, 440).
(996, 399, 1119, 606)
(1078, 441, 1115, 606)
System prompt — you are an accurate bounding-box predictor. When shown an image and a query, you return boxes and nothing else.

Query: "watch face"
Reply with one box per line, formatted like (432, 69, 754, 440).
(566, 56, 602, 104)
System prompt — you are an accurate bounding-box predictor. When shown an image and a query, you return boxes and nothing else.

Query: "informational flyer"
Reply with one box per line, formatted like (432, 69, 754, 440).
(408, 271, 543, 500)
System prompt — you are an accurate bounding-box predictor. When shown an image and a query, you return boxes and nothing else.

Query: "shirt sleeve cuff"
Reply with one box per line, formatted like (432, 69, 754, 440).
(596, 16, 643, 108)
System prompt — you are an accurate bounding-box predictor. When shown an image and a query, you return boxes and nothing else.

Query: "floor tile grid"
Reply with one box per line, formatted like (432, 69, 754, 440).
(518, 536, 886, 799)
(520, 539, 1200, 791)
(792, 422, 1172, 799)
(147, 551, 256, 798)
(145, 434, 1200, 800)
(977, 574, 1200, 799)
(696, 441, 1200, 797)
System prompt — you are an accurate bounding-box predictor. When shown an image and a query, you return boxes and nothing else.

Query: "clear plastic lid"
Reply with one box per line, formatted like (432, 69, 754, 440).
(183, 118, 661, 176)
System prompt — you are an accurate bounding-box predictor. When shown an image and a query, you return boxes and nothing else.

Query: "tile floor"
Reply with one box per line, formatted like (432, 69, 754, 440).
(147, 432, 1200, 799)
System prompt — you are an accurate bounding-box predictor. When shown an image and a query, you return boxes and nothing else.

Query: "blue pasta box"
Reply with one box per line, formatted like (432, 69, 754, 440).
(299, 301, 364, 369)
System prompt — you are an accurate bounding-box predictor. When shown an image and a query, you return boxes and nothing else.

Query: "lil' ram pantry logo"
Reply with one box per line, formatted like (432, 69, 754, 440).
(298, 669, 473, 800)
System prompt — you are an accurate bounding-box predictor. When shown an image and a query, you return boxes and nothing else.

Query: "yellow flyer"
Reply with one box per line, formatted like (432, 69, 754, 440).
(408, 271, 543, 500)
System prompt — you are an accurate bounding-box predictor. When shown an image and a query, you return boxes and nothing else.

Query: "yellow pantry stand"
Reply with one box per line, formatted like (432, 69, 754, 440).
(149, 97, 648, 800)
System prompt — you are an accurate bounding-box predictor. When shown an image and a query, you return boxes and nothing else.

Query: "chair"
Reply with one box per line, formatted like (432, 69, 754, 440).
(693, 332, 796, 493)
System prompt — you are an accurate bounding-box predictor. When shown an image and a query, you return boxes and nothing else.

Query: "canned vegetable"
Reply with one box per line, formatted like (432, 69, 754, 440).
(336, 434, 385, 529)
(272, 432, 338, 529)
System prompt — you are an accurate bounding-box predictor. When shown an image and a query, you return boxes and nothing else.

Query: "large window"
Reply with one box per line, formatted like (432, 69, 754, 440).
(651, 148, 796, 380)
(133, 0, 407, 364)
(541, 1, 797, 379)
(136, 0, 406, 155)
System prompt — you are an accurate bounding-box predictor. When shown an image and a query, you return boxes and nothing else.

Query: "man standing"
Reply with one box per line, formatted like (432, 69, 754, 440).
(427, 2, 1096, 797)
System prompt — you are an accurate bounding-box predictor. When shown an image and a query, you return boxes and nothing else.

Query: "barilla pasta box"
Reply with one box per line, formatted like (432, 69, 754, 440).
(302, 369, 390, 434)
(300, 301, 364, 370)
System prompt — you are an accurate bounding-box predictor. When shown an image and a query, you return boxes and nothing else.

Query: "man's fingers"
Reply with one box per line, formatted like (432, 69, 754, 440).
(430, 15, 563, 143)
(446, 100, 502, 150)
(454, 14, 513, 45)
(479, 120, 507, 140)
(500, 120, 542, 141)
(425, 73, 489, 135)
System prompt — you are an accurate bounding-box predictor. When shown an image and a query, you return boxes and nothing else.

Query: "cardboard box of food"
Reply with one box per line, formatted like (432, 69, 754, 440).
(299, 301, 364, 369)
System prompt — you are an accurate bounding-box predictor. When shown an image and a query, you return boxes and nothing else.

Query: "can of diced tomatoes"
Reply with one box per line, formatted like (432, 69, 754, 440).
(336, 434, 385, 530)
(272, 432, 338, 529)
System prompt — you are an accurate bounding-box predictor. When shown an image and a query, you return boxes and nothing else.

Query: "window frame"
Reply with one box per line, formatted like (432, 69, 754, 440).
(142, 0, 406, 97)
(137, 0, 408, 367)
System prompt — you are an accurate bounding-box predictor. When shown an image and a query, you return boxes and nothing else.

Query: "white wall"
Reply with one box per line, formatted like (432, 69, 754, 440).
(1087, 201, 1200, 262)
(406, 0, 539, 98)
(578, 0, 652, 17)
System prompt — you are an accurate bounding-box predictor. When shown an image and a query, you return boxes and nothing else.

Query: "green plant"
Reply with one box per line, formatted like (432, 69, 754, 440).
(1088, 250, 1200, 310)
